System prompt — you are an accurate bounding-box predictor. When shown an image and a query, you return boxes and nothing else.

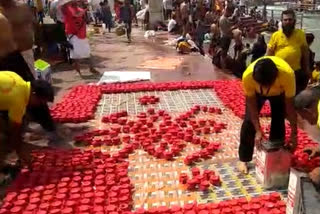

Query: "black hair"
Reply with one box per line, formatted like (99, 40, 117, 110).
(316, 61, 320, 68)
(31, 80, 54, 102)
(225, 6, 234, 14)
(253, 58, 278, 86)
(306, 33, 315, 45)
(294, 86, 320, 109)
(257, 34, 266, 44)
(281, 9, 296, 20)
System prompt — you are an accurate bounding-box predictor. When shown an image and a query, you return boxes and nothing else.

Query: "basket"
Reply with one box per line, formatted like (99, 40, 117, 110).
(115, 25, 126, 36)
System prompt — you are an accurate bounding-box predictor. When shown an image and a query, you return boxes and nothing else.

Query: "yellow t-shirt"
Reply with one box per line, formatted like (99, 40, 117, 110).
(0, 72, 31, 124)
(312, 69, 320, 82)
(268, 29, 308, 71)
(242, 56, 296, 98)
(317, 101, 320, 128)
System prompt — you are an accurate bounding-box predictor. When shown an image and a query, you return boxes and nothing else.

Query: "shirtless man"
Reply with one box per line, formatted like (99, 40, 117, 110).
(180, 0, 190, 37)
(0, 0, 35, 80)
(0, 0, 61, 145)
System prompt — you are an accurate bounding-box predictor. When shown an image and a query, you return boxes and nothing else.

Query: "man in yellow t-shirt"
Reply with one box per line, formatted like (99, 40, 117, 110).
(267, 9, 310, 95)
(239, 56, 297, 173)
(294, 86, 320, 186)
(0, 71, 54, 168)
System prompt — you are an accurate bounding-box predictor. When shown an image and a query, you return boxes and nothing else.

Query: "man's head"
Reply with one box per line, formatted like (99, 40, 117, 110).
(29, 80, 54, 107)
(172, 13, 176, 20)
(294, 87, 320, 125)
(210, 23, 218, 34)
(253, 58, 279, 86)
(294, 88, 317, 110)
(281, 9, 296, 36)
(124, 0, 130, 6)
(224, 6, 234, 17)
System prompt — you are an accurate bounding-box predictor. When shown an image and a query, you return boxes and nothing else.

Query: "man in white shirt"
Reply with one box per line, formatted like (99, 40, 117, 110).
(168, 13, 177, 33)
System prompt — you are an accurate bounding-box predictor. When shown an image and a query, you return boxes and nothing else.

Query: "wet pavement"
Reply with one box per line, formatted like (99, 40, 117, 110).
(51, 27, 232, 101)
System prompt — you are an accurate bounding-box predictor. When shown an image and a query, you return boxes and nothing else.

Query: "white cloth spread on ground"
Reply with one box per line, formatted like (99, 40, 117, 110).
(98, 71, 151, 84)
(68, 35, 91, 59)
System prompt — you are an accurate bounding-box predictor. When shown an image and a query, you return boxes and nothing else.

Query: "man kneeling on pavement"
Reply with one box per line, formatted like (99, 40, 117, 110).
(238, 56, 319, 187)
(239, 56, 298, 174)
(294, 86, 320, 186)
(0, 72, 55, 172)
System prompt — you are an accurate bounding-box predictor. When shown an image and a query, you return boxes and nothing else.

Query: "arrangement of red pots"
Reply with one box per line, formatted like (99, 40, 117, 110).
(263, 124, 320, 172)
(50, 80, 273, 123)
(50, 85, 102, 123)
(138, 96, 160, 105)
(184, 141, 221, 165)
(211, 80, 271, 118)
(0, 149, 133, 214)
(75, 105, 225, 162)
(99, 81, 218, 94)
(130, 192, 285, 214)
(179, 168, 221, 191)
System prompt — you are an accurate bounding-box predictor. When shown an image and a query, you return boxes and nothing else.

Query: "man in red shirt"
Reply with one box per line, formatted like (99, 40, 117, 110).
(62, 0, 99, 76)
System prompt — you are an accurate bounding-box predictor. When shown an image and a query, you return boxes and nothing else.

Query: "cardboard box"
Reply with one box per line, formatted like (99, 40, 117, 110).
(286, 168, 308, 214)
(255, 143, 291, 189)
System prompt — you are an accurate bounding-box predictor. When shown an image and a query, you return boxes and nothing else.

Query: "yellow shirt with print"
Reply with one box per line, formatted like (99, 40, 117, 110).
(242, 56, 296, 98)
(268, 29, 308, 71)
(0, 72, 31, 124)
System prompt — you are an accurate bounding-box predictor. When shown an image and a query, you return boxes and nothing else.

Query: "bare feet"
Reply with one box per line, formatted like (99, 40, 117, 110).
(238, 161, 249, 174)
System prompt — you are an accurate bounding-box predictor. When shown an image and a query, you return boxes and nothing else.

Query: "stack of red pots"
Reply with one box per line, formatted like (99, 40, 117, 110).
(138, 96, 160, 105)
(51, 85, 102, 123)
(1, 149, 133, 214)
(179, 168, 221, 191)
(184, 142, 221, 165)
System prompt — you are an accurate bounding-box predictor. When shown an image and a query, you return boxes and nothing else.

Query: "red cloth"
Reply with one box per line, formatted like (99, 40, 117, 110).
(63, 5, 86, 39)
(114, 2, 121, 20)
